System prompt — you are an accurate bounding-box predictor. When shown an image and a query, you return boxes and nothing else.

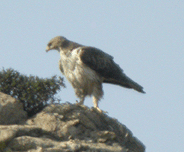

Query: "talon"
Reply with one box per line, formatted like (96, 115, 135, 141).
(76, 98, 84, 106)
(92, 107, 108, 114)
(96, 107, 103, 113)
(76, 101, 84, 106)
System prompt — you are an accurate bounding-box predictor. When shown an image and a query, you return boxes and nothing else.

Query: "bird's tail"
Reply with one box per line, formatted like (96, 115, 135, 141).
(103, 74, 145, 93)
(124, 76, 146, 93)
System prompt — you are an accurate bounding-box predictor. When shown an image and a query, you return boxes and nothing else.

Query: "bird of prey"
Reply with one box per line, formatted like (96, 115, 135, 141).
(46, 36, 145, 112)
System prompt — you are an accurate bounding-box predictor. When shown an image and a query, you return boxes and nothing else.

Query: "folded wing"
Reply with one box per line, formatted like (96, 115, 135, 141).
(80, 47, 145, 93)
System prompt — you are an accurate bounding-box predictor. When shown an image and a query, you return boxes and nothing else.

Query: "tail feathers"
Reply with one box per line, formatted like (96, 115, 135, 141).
(103, 76, 146, 93)
(126, 77, 146, 93)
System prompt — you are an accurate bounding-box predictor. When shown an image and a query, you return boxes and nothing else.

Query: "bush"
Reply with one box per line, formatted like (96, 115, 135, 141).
(0, 68, 65, 116)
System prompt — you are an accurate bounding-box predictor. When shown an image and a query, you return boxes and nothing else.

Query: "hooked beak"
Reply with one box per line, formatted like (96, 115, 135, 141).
(46, 46, 50, 52)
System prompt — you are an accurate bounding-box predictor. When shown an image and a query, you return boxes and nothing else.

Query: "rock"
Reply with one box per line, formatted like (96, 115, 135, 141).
(0, 93, 145, 152)
(0, 92, 27, 124)
(0, 129, 16, 142)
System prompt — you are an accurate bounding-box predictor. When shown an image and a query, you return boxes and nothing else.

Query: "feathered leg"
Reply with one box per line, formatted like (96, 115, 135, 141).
(93, 96, 102, 113)
(79, 97, 84, 105)
(76, 95, 85, 106)
(92, 84, 104, 113)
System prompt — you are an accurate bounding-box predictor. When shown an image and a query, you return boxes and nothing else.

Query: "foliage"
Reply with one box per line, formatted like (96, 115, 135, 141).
(0, 142, 6, 152)
(0, 68, 65, 116)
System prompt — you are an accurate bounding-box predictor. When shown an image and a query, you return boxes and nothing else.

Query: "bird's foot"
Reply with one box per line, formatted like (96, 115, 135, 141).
(91, 107, 108, 114)
(75, 100, 84, 105)
(75, 100, 88, 110)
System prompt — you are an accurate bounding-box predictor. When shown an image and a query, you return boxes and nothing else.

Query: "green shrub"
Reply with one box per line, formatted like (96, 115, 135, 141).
(0, 68, 65, 116)
(0, 142, 6, 152)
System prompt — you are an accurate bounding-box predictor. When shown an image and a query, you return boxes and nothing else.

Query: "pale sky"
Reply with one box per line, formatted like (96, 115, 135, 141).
(0, 1, 184, 151)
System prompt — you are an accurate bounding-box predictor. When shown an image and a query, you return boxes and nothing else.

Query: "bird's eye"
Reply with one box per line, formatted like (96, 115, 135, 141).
(48, 43, 52, 47)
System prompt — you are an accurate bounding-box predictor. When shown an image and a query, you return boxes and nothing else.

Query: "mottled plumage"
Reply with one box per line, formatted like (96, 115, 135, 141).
(46, 36, 145, 112)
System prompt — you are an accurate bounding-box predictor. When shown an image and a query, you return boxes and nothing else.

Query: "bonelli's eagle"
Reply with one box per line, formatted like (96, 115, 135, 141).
(46, 36, 145, 112)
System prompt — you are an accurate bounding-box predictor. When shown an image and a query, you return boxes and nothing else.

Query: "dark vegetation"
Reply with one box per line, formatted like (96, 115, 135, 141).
(0, 68, 65, 116)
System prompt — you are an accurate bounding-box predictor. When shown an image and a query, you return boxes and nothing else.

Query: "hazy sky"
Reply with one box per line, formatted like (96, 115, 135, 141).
(0, 1, 184, 151)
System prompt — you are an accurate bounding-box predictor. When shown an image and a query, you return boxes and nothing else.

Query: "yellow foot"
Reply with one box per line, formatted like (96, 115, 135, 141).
(75, 100, 83, 105)
(92, 107, 108, 114)
(75, 102, 88, 110)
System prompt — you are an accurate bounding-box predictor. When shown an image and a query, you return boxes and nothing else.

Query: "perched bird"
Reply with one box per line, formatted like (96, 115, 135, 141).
(46, 36, 145, 112)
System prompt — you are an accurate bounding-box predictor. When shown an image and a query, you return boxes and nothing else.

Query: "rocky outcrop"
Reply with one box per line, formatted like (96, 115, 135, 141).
(0, 92, 145, 152)
(0, 92, 27, 125)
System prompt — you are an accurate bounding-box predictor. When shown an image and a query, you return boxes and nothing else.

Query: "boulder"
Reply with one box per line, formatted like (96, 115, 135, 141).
(0, 92, 27, 125)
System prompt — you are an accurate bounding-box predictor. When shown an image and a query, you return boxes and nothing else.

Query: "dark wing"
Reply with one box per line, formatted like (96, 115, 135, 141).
(80, 47, 145, 93)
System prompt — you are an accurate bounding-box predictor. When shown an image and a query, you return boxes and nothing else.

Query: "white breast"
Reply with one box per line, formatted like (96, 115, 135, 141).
(59, 47, 102, 93)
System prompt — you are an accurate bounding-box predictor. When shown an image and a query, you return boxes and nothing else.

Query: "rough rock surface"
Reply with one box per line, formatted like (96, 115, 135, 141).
(0, 92, 145, 152)
(0, 92, 27, 125)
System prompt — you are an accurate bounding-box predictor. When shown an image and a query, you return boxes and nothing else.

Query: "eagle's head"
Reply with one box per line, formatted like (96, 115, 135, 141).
(46, 36, 67, 52)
